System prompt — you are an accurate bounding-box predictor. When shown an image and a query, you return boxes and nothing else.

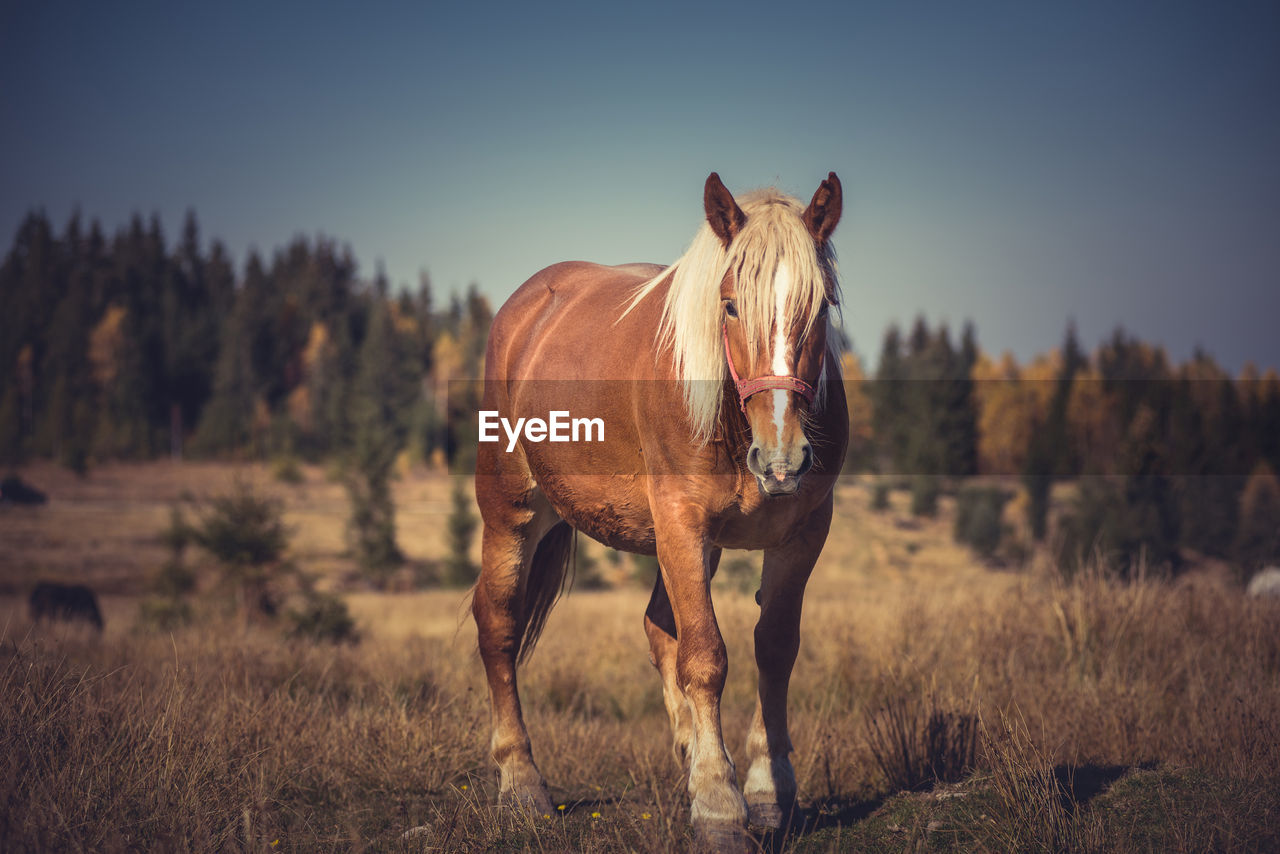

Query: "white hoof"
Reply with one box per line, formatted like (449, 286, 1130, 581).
(695, 822, 753, 853)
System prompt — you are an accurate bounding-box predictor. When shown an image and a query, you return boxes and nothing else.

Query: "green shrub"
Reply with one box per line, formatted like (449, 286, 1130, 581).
(285, 591, 358, 644)
(139, 505, 198, 632)
(954, 484, 1012, 559)
(910, 475, 939, 517)
(1234, 462, 1280, 583)
(443, 478, 478, 586)
(345, 467, 402, 583)
(158, 505, 191, 558)
(270, 454, 304, 484)
(190, 481, 291, 616)
(152, 559, 196, 599)
(193, 483, 288, 570)
(871, 481, 891, 512)
(1057, 474, 1179, 579)
(137, 597, 193, 631)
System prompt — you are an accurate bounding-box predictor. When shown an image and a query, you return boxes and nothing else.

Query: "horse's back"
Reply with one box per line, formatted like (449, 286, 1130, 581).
(487, 261, 664, 382)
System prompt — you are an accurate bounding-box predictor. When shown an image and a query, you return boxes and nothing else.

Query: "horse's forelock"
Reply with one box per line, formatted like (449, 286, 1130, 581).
(625, 188, 841, 443)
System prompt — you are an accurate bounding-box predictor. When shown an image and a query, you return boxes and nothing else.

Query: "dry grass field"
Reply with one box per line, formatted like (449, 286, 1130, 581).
(2, 461, 1279, 852)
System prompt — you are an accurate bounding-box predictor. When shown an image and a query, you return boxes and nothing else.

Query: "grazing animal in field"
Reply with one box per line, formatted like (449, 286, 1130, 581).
(28, 581, 104, 631)
(1, 474, 47, 505)
(472, 173, 847, 850)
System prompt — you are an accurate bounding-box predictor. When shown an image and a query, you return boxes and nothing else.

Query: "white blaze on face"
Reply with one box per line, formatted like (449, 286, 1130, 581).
(771, 261, 792, 443)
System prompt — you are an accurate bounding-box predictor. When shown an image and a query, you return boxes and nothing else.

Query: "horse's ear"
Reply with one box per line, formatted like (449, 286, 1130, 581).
(704, 172, 746, 249)
(803, 172, 842, 243)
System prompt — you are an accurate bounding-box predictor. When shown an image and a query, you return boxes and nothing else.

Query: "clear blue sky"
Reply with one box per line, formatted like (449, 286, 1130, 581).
(2, 0, 1277, 370)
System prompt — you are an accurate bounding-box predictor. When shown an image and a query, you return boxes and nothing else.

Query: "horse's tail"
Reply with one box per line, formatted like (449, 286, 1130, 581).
(517, 521, 575, 664)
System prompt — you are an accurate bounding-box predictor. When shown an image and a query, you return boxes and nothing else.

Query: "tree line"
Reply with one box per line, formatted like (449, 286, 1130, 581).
(0, 208, 491, 581)
(3, 208, 1278, 579)
(0, 208, 489, 469)
(846, 317, 1280, 577)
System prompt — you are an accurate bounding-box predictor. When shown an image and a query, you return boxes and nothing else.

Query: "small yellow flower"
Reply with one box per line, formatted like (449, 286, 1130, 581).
(460, 784, 468, 790)
(543, 814, 551, 820)
(557, 804, 566, 811)
(591, 811, 601, 819)
(271, 841, 279, 849)
(641, 813, 652, 820)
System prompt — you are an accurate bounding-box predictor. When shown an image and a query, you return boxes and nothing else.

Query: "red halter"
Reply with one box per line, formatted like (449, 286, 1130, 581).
(722, 323, 819, 414)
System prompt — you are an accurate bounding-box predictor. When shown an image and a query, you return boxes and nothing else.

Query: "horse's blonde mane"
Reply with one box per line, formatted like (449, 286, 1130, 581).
(624, 188, 842, 443)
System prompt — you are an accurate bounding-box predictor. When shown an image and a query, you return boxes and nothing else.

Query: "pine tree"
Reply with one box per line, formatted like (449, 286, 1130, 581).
(1170, 352, 1241, 557)
(1117, 403, 1181, 571)
(901, 319, 948, 477)
(39, 220, 97, 471)
(194, 272, 253, 453)
(1024, 323, 1083, 541)
(160, 209, 222, 459)
(872, 323, 907, 473)
(948, 321, 980, 476)
(191, 481, 290, 623)
(1235, 462, 1280, 582)
(0, 387, 22, 467)
(444, 477, 479, 585)
(346, 294, 416, 582)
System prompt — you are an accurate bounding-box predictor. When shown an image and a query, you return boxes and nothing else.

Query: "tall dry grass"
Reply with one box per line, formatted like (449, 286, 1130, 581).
(3, 562, 1278, 852)
(0, 620, 487, 851)
(3, 468, 1279, 851)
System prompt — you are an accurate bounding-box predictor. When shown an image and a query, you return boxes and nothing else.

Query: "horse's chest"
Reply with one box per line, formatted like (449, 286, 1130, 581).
(711, 496, 815, 551)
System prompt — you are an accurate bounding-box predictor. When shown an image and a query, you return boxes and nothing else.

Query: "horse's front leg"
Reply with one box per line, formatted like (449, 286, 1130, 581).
(643, 547, 721, 766)
(654, 521, 749, 845)
(743, 494, 833, 829)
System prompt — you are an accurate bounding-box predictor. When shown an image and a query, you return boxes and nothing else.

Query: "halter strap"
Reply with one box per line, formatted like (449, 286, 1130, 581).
(722, 323, 818, 414)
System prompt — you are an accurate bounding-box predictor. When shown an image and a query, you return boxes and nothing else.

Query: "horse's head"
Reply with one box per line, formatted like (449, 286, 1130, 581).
(706, 172, 842, 497)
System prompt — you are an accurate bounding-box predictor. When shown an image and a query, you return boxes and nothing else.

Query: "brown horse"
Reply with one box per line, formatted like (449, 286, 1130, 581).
(472, 172, 848, 847)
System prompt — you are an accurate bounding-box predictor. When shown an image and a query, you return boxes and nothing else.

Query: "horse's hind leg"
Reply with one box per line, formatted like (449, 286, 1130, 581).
(743, 496, 833, 829)
(472, 482, 561, 814)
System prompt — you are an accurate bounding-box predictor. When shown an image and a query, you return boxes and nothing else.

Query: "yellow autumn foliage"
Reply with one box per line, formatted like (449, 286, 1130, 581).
(88, 305, 128, 389)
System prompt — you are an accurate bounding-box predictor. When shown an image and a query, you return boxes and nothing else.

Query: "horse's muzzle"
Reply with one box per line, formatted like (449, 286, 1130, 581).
(747, 442, 813, 498)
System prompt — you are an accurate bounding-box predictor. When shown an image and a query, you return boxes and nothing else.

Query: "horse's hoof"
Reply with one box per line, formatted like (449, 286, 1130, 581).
(695, 823, 754, 854)
(747, 800, 796, 830)
(747, 802, 783, 829)
(499, 785, 554, 816)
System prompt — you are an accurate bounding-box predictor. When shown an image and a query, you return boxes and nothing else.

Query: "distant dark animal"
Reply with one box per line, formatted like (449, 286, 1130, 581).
(1, 474, 47, 505)
(28, 582, 104, 631)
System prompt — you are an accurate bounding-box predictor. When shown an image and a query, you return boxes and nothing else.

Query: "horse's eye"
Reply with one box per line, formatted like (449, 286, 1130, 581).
(818, 300, 829, 317)
(724, 300, 738, 319)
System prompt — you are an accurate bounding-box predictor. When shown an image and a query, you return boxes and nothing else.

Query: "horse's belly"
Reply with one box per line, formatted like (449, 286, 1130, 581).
(531, 471, 658, 555)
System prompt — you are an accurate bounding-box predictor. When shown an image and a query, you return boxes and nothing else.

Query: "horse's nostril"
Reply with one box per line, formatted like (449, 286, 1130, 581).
(798, 443, 813, 475)
(747, 444, 762, 475)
